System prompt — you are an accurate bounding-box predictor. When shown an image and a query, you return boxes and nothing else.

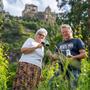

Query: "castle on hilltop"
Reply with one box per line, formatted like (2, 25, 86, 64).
(22, 4, 56, 24)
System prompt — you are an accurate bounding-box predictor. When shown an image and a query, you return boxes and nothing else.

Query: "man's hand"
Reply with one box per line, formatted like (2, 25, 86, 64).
(46, 49, 59, 61)
(46, 50, 53, 60)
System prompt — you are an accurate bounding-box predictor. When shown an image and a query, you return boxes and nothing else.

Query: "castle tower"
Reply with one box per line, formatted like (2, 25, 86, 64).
(22, 4, 38, 18)
(44, 6, 56, 25)
(45, 6, 51, 14)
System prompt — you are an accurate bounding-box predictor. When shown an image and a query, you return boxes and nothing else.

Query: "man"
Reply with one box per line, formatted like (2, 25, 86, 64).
(47, 24, 86, 89)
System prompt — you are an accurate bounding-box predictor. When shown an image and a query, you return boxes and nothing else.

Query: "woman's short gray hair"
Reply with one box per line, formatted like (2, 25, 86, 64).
(36, 28, 48, 36)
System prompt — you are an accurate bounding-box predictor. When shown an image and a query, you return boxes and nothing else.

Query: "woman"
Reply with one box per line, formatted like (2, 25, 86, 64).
(13, 28, 48, 90)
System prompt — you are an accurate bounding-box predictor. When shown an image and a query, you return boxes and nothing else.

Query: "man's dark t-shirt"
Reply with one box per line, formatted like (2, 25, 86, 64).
(55, 38, 85, 74)
(54, 38, 85, 80)
(56, 38, 85, 57)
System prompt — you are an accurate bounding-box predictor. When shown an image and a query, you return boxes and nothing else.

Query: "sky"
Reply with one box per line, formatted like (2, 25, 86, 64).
(3, 0, 71, 16)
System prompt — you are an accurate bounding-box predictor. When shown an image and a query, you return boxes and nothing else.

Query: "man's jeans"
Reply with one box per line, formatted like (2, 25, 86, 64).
(70, 68, 81, 90)
(49, 64, 81, 90)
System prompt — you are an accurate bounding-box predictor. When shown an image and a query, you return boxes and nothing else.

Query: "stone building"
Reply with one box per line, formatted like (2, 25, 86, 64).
(22, 4, 56, 24)
(22, 4, 38, 18)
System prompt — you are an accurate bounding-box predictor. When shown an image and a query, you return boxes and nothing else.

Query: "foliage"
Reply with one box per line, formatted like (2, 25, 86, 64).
(38, 58, 90, 90)
(0, 44, 8, 90)
(56, 0, 88, 41)
(38, 54, 74, 90)
(7, 62, 17, 90)
(37, 63, 59, 90)
(77, 60, 90, 90)
(23, 21, 38, 30)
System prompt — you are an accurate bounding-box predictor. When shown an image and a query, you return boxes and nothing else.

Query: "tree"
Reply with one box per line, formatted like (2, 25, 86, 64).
(87, 0, 90, 59)
(56, 0, 89, 57)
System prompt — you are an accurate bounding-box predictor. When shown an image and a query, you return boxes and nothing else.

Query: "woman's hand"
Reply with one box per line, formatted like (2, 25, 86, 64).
(21, 43, 43, 54)
(36, 43, 43, 48)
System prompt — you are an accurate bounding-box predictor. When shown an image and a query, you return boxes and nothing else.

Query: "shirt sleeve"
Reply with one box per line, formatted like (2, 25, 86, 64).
(77, 39, 85, 50)
(21, 38, 33, 48)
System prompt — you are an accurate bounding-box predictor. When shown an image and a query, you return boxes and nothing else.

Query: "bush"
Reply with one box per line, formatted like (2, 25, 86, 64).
(38, 58, 90, 90)
(0, 45, 8, 90)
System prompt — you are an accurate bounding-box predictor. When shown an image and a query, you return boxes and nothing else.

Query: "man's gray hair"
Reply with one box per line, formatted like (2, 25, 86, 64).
(60, 24, 73, 32)
(36, 28, 48, 36)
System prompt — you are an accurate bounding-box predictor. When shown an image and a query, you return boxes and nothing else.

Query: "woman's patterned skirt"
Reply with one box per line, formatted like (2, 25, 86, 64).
(13, 62, 41, 90)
